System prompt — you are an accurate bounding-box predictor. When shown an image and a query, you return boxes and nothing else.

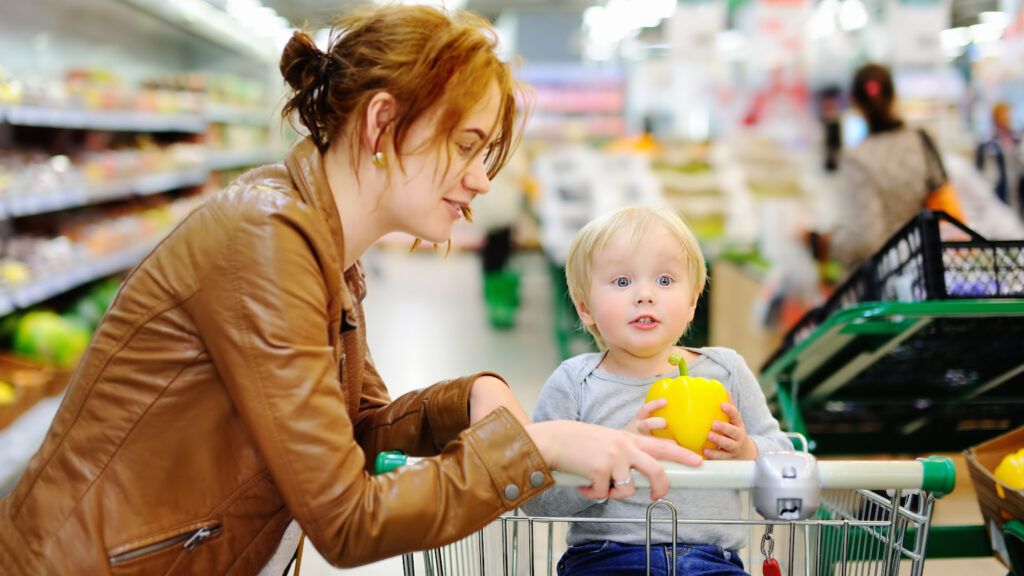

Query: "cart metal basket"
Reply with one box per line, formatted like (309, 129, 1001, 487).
(388, 453, 954, 576)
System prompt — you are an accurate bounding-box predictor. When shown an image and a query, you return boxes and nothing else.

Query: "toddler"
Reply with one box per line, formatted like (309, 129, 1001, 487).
(522, 206, 791, 575)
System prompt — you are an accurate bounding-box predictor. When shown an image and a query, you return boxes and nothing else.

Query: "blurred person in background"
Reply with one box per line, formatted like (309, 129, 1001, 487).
(818, 86, 843, 172)
(0, 6, 701, 575)
(473, 151, 527, 328)
(976, 102, 1023, 217)
(831, 63, 954, 269)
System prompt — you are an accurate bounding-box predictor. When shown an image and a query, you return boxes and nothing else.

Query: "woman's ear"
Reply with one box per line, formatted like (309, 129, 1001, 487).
(365, 92, 398, 154)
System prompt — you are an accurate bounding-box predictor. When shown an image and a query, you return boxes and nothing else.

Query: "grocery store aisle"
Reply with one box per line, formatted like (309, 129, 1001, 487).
(295, 248, 1006, 576)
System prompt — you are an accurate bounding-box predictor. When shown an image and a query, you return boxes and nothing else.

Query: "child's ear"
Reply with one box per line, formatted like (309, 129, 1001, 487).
(573, 299, 595, 327)
(684, 293, 699, 323)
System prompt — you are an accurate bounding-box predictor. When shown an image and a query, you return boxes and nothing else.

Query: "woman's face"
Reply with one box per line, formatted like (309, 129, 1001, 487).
(382, 81, 501, 243)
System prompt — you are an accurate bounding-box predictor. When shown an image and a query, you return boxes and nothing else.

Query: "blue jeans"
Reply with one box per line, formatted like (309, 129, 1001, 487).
(557, 541, 748, 576)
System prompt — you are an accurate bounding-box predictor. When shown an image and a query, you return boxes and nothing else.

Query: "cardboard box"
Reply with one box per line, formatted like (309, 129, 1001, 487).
(965, 425, 1024, 569)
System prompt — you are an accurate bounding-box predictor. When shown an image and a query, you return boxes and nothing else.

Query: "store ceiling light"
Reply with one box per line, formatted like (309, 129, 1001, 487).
(940, 26, 970, 53)
(582, 0, 676, 61)
(969, 20, 1006, 43)
(838, 0, 868, 32)
(979, 10, 1009, 27)
(808, 0, 839, 40)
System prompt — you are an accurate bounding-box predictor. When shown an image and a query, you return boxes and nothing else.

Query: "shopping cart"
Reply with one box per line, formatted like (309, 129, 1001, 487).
(375, 449, 955, 575)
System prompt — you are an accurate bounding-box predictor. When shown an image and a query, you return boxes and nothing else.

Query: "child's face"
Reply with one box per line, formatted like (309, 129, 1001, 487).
(577, 223, 698, 358)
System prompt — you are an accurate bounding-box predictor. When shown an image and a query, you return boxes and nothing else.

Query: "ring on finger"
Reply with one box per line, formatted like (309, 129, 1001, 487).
(613, 475, 633, 487)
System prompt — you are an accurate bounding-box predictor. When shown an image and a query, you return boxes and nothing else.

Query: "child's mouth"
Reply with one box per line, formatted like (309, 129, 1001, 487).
(630, 316, 659, 329)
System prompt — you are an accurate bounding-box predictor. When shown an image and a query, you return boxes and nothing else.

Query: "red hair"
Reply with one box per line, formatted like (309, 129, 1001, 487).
(280, 5, 524, 180)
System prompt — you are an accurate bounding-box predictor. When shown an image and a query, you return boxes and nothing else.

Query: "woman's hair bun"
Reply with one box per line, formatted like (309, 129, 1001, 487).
(280, 30, 324, 92)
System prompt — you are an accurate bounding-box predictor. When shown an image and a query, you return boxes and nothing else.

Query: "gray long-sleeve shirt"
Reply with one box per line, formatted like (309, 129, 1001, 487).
(520, 347, 791, 550)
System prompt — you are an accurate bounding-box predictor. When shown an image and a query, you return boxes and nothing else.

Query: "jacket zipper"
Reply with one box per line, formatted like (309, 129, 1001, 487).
(109, 524, 222, 566)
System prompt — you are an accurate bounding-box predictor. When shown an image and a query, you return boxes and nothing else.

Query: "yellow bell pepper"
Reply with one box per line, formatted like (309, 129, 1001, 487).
(995, 448, 1024, 490)
(644, 355, 729, 456)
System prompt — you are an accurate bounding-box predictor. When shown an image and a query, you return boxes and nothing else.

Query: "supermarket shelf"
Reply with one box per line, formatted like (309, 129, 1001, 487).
(205, 106, 273, 126)
(2, 105, 206, 133)
(0, 243, 157, 317)
(206, 149, 279, 171)
(4, 168, 208, 219)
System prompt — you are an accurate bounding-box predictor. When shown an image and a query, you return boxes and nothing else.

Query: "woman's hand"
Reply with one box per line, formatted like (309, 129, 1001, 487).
(625, 398, 667, 436)
(526, 420, 702, 501)
(703, 401, 758, 461)
(469, 375, 530, 427)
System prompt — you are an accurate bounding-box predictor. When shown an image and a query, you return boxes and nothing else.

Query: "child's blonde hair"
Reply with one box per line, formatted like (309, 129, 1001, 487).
(565, 206, 707, 350)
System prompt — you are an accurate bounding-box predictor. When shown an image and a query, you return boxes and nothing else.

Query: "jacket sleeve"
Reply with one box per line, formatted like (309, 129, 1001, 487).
(352, 348, 508, 460)
(186, 198, 553, 567)
(520, 363, 599, 518)
(725, 350, 793, 455)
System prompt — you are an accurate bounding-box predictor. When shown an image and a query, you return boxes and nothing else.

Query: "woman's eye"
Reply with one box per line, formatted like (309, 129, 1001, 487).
(657, 275, 672, 287)
(614, 277, 630, 288)
(458, 143, 474, 155)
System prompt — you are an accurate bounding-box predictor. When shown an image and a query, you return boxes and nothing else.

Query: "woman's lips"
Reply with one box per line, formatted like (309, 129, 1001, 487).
(443, 199, 464, 220)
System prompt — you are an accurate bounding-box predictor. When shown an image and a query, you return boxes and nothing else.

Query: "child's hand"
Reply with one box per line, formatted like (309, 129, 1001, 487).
(625, 398, 668, 436)
(703, 400, 758, 461)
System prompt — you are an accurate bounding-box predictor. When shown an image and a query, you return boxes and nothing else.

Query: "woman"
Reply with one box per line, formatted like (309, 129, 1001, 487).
(0, 6, 700, 575)
(832, 63, 947, 269)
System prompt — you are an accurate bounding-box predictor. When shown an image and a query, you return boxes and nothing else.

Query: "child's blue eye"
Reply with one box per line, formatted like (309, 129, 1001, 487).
(657, 275, 672, 286)
(614, 277, 630, 287)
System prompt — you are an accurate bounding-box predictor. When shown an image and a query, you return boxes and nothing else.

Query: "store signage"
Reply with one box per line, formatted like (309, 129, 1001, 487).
(668, 0, 727, 62)
(752, 0, 812, 66)
(886, 0, 950, 64)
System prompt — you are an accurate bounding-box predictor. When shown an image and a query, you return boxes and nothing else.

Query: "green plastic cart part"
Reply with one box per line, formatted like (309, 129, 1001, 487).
(759, 299, 1024, 454)
(918, 456, 956, 497)
(761, 299, 1024, 386)
(374, 451, 408, 475)
(910, 525, 992, 559)
(1006, 520, 1024, 576)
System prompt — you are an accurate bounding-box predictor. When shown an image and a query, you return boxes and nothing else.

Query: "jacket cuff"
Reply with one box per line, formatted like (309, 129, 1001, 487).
(463, 407, 553, 510)
(425, 371, 506, 449)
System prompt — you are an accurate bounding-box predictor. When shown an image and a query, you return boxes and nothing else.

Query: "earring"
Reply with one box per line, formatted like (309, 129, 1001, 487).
(372, 151, 387, 168)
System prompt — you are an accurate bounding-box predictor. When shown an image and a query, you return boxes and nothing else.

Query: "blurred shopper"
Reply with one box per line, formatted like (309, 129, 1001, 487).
(818, 86, 843, 172)
(0, 6, 700, 575)
(473, 152, 527, 328)
(976, 102, 1023, 217)
(832, 63, 955, 269)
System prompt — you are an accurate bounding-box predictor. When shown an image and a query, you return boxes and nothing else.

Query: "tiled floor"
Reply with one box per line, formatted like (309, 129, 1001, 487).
(296, 248, 1006, 576)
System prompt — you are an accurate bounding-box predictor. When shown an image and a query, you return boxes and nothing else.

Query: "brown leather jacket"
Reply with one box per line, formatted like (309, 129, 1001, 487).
(0, 138, 553, 575)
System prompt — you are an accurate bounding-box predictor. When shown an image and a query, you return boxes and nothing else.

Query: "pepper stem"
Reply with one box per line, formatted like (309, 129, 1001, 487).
(668, 354, 688, 377)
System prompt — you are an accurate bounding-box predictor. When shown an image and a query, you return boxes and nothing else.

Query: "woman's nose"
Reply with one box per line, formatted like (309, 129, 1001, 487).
(464, 156, 491, 194)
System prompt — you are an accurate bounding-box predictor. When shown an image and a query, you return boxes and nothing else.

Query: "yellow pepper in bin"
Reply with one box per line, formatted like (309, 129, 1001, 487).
(995, 448, 1024, 490)
(644, 355, 729, 456)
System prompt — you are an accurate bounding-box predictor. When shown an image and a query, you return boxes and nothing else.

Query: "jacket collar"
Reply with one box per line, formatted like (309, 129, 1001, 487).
(283, 137, 366, 310)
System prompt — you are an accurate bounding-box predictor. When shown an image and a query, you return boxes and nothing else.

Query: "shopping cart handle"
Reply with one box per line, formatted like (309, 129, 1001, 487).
(552, 454, 955, 496)
(375, 451, 955, 498)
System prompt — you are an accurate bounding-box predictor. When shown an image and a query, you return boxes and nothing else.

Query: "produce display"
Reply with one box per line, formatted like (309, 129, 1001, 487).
(997, 448, 1024, 491)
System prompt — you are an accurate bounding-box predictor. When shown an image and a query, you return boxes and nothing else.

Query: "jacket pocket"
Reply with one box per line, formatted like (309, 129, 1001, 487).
(108, 522, 222, 573)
